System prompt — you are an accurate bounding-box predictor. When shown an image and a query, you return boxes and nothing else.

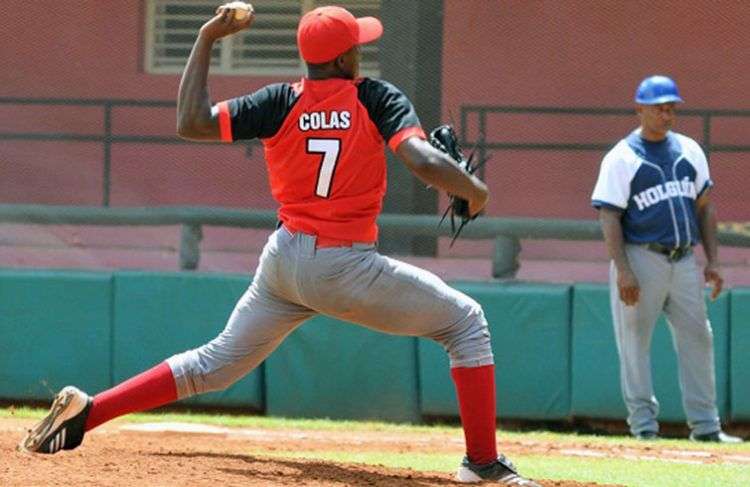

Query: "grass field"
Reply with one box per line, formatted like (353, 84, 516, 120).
(3, 407, 749, 486)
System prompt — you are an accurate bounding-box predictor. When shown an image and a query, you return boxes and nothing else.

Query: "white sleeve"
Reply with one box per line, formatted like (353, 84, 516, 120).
(591, 145, 631, 209)
(690, 140, 713, 196)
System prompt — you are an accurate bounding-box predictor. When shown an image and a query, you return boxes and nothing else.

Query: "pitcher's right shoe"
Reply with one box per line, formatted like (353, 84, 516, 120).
(18, 386, 92, 454)
(457, 454, 541, 485)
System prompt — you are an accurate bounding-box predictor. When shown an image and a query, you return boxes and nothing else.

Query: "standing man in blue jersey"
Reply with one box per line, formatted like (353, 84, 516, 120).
(591, 75, 742, 443)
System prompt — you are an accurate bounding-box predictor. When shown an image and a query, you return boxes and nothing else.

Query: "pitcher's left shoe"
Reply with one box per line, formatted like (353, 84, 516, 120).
(18, 386, 92, 454)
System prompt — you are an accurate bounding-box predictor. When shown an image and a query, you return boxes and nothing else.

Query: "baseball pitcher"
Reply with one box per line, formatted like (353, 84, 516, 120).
(20, 4, 540, 485)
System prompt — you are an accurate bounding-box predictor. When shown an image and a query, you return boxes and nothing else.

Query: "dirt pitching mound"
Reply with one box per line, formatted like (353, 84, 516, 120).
(0, 417, 655, 486)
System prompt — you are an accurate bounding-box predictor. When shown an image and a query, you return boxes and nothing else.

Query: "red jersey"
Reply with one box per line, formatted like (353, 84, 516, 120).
(217, 77, 425, 243)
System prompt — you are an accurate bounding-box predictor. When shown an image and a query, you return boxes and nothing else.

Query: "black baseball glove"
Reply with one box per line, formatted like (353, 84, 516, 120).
(428, 124, 486, 246)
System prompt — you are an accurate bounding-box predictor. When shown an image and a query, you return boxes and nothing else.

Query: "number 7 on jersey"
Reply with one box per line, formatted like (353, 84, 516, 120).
(307, 138, 341, 198)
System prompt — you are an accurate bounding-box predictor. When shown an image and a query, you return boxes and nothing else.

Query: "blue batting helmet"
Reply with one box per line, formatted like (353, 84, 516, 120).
(634, 75, 683, 105)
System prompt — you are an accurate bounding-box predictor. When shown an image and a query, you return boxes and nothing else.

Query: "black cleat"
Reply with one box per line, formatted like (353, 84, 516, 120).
(456, 454, 541, 485)
(634, 431, 660, 440)
(19, 386, 92, 454)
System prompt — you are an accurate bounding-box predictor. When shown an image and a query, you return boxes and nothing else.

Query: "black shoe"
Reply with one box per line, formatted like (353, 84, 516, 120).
(634, 431, 659, 440)
(457, 454, 541, 485)
(690, 430, 743, 444)
(18, 386, 92, 454)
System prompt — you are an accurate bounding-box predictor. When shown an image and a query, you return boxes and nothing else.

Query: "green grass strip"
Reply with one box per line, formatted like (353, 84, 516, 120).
(1, 406, 456, 432)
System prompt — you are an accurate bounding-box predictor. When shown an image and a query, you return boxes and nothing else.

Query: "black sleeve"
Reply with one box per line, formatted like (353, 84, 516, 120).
(357, 78, 422, 143)
(227, 83, 299, 140)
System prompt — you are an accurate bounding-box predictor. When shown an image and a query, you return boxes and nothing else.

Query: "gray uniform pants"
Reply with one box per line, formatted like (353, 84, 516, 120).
(167, 227, 494, 399)
(610, 244, 720, 436)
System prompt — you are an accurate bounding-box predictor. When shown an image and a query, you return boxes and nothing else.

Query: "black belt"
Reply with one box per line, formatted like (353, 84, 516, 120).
(645, 243, 693, 262)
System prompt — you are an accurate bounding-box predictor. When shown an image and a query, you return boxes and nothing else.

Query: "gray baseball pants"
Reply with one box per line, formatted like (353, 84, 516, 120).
(610, 244, 720, 436)
(167, 227, 494, 399)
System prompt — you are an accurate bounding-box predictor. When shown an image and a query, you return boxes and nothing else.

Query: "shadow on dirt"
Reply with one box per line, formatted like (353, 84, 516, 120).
(155, 450, 462, 486)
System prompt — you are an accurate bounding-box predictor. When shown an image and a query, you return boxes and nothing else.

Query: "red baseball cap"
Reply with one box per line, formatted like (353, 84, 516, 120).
(297, 6, 383, 64)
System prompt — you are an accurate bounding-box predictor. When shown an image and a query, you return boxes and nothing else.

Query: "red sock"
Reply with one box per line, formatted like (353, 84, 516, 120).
(85, 361, 178, 431)
(451, 364, 498, 465)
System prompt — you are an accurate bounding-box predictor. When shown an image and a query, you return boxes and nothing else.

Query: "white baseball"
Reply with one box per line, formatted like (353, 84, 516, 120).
(226, 1, 252, 20)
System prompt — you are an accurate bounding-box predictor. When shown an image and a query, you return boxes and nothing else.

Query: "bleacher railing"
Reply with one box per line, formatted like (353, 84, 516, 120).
(459, 104, 750, 164)
(0, 97, 257, 207)
(2, 204, 750, 276)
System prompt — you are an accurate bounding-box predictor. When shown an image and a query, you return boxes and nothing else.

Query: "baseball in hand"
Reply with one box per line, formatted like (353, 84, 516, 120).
(226, 2, 253, 20)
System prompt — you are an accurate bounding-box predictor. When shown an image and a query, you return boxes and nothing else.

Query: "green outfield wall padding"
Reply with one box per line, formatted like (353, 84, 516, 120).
(265, 316, 420, 423)
(418, 282, 571, 420)
(4, 268, 740, 424)
(112, 272, 263, 409)
(571, 284, 729, 423)
(0, 270, 113, 400)
(730, 289, 750, 420)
